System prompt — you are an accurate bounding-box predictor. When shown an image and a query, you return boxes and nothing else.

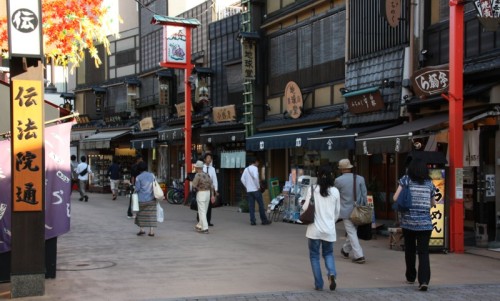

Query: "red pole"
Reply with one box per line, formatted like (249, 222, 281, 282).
(184, 27, 193, 202)
(448, 0, 464, 253)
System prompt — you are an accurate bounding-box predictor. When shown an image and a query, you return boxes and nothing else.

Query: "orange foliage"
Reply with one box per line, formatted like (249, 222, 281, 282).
(0, 0, 119, 70)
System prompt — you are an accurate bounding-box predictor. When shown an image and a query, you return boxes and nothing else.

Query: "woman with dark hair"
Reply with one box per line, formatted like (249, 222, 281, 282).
(302, 164, 341, 291)
(393, 158, 436, 291)
(134, 161, 157, 237)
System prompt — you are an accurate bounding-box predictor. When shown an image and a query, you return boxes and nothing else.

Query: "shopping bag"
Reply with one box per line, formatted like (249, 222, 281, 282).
(153, 179, 164, 200)
(350, 205, 372, 225)
(157, 202, 164, 223)
(357, 223, 372, 240)
(132, 193, 139, 212)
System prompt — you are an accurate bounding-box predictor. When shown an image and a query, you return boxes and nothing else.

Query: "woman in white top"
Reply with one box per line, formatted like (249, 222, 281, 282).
(302, 164, 341, 291)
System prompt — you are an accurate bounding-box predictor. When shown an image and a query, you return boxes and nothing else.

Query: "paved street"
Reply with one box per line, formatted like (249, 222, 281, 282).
(1, 192, 500, 300)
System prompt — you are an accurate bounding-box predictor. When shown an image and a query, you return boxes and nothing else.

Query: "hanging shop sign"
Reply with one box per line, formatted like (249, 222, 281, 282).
(382, 0, 402, 28)
(213, 105, 236, 123)
(411, 65, 449, 98)
(474, 0, 500, 31)
(7, 0, 43, 57)
(242, 41, 256, 79)
(11, 79, 44, 211)
(284, 81, 303, 119)
(139, 117, 154, 131)
(165, 26, 187, 64)
(345, 88, 384, 114)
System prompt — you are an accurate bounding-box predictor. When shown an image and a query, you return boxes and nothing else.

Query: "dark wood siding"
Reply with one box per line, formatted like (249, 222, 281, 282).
(267, 9, 346, 96)
(349, 0, 410, 59)
(209, 14, 242, 108)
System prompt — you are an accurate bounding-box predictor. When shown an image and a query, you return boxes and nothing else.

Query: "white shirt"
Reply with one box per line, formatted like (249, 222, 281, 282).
(303, 185, 341, 242)
(75, 162, 92, 181)
(240, 164, 259, 192)
(203, 164, 218, 192)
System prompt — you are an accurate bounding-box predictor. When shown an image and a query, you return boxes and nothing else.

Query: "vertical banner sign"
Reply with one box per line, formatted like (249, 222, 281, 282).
(165, 26, 187, 65)
(7, 0, 43, 57)
(12, 80, 44, 212)
(429, 169, 446, 248)
(242, 41, 256, 79)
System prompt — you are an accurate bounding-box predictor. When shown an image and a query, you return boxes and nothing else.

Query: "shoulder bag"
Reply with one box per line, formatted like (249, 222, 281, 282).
(299, 185, 315, 225)
(350, 173, 373, 226)
(393, 176, 412, 212)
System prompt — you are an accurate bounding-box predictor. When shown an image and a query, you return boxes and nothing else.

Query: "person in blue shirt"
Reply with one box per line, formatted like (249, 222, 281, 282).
(393, 158, 436, 292)
(134, 161, 157, 237)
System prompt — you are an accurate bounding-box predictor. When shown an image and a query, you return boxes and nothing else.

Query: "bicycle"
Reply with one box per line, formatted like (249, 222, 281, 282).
(166, 179, 185, 204)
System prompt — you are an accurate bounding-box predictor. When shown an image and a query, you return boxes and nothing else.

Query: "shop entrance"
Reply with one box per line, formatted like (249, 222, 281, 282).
(367, 153, 397, 220)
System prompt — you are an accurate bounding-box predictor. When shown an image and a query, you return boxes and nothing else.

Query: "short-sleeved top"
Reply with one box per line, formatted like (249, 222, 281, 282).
(399, 175, 435, 231)
(192, 172, 213, 191)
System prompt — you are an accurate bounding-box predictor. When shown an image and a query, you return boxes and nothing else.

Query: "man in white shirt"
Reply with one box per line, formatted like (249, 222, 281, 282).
(203, 153, 217, 226)
(75, 156, 92, 202)
(241, 157, 271, 226)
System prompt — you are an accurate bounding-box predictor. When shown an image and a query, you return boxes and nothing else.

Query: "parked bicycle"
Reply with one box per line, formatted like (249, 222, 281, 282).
(166, 179, 184, 204)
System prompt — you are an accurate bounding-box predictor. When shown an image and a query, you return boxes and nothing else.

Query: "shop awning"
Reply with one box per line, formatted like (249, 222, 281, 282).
(306, 124, 394, 151)
(200, 129, 246, 144)
(246, 126, 328, 151)
(131, 138, 157, 149)
(80, 130, 131, 150)
(71, 130, 96, 142)
(158, 126, 184, 142)
(355, 109, 484, 155)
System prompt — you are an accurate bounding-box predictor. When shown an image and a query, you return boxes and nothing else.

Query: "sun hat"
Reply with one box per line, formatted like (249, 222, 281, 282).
(194, 160, 204, 169)
(338, 158, 353, 169)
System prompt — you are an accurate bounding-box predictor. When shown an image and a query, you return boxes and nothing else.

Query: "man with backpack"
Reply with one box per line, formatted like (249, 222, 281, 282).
(75, 156, 92, 202)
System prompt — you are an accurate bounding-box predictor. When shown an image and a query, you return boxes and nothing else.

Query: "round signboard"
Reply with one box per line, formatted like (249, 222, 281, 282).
(284, 81, 303, 119)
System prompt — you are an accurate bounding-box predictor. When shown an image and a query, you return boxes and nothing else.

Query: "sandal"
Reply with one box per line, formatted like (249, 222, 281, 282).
(137, 231, 145, 236)
(148, 233, 155, 237)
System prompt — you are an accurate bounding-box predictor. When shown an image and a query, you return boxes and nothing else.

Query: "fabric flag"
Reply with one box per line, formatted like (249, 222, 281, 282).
(0, 122, 72, 253)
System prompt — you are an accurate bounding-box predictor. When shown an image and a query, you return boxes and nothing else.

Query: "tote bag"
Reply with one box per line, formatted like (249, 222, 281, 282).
(350, 173, 372, 226)
(153, 178, 164, 200)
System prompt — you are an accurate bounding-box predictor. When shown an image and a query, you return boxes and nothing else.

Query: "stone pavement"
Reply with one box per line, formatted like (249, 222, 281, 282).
(1, 192, 500, 301)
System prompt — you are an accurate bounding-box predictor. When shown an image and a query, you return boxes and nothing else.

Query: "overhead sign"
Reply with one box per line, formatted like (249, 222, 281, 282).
(346, 90, 384, 114)
(139, 117, 154, 131)
(213, 105, 236, 123)
(284, 81, 303, 119)
(7, 0, 43, 57)
(11, 79, 44, 211)
(411, 65, 449, 98)
(382, 0, 402, 28)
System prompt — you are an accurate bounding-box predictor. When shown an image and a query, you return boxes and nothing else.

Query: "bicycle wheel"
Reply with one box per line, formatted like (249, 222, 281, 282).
(166, 188, 176, 204)
(172, 191, 184, 204)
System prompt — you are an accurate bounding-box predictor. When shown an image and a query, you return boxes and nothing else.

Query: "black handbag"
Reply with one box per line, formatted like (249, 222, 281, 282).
(299, 185, 315, 225)
(189, 191, 198, 211)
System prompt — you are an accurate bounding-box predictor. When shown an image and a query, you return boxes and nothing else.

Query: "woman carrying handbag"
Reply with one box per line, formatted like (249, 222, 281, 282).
(303, 165, 341, 291)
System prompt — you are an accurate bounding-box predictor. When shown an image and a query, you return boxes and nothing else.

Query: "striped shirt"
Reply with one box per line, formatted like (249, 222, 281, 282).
(399, 175, 435, 231)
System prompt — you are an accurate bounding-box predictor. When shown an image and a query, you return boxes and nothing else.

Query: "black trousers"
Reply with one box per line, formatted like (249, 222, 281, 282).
(127, 191, 133, 217)
(402, 228, 432, 285)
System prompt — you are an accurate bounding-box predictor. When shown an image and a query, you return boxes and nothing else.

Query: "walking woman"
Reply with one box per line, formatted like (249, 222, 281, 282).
(393, 158, 436, 291)
(192, 160, 215, 234)
(134, 161, 157, 237)
(302, 164, 341, 291)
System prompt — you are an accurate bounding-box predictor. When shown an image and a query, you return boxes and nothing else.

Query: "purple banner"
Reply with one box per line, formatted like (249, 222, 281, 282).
(0, 122, 72, 253)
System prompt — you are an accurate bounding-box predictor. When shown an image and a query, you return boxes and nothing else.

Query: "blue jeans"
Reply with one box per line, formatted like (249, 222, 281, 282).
(247, 191, 268, 223)
(308, 239, 337, 290)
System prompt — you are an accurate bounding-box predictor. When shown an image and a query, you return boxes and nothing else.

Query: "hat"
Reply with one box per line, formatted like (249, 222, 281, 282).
(194, 160, 204, 169)
(338, 158, 353, 169)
